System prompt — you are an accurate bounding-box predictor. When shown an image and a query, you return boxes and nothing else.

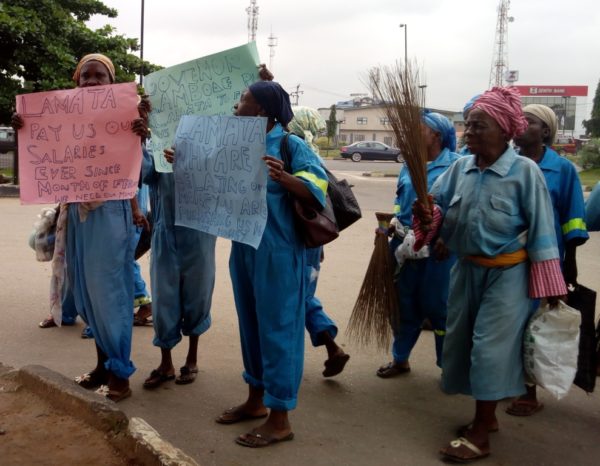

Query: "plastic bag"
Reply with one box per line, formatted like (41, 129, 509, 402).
(523, 300, 581, 399)
(30, 206, 58, 262)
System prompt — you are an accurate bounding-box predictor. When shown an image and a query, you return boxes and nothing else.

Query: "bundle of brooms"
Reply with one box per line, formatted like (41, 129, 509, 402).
(346, 62, 429, 349)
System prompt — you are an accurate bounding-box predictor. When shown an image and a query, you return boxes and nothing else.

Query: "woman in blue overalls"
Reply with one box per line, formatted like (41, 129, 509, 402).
(377, 111, 460, 378)
(216, 81, 328, 448)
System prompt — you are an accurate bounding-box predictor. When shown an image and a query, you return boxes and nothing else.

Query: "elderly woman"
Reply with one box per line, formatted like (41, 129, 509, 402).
(377, 111, 460, 378)
(507, 104, 588, 416)
(413, 87, 566, 462)
(215, 82, 328, 448)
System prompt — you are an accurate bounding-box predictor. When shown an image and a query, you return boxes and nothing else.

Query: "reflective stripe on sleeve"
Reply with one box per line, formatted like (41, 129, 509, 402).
(293, 170, 328, 196)
(561, 218, 587, 235)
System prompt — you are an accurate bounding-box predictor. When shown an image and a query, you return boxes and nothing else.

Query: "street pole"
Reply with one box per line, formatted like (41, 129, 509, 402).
(399, 24, 407, 66)
(139, 0, 145, 86)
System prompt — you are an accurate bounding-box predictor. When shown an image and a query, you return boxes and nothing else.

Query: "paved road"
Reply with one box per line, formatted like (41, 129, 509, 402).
(1, 173, 600, 465)
(326, 158, 402, 174)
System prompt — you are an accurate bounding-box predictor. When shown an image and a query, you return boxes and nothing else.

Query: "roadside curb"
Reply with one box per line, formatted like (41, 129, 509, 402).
(10, 364, 198, 466)
(0, 184, 19, 197)
(362, 172, 399, 178)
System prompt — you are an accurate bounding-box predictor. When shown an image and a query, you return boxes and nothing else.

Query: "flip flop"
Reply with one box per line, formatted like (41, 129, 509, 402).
(143, 369, 175, 389)
(175, 366, 198, 385)
(133, 314, 153, 326)
(39, 318, 57, 329)
(235, 431, 294, 448)
(456, 423, 499, 437)
(95, 385, 132, 403)
(440, 437, 490, 463)
(74, 370, 109, 390)
(323, 353, 350, 377)
(376, 361, 411, 378)
(505, 399, 544, 417)
(215, 408, 269, 425)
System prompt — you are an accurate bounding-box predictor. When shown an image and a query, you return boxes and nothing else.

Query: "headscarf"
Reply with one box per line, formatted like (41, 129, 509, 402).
(248, 81, 294, 126)
(471, 87, 528, 139)
(523, 104, 558, 143)
(72, 53, 116, 84)
(422, 109, 457, 152)
(289, 106, 326, 154)
(463, 94, 482, 116)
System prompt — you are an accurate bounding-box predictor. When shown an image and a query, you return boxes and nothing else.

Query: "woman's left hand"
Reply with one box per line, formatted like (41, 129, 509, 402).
(263, 155, 287, 182)
(547, 295, 567, 308)
(138, 94, 152, 119)
(132, 118, 150, 139)
(132, 208, 150, 230)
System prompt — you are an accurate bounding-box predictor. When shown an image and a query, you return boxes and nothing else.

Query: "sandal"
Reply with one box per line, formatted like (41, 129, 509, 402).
(440, 437, 490, 463)
(133, 314, 153, 326)
(143, 369, 175, 389)
(376, 361, 410, 378)
(505, 399, 544, 417)
(95, 385, 132, 403)
(235, 430, 294, 448)
(175, 366, 198, 385)
(456, 423, 499, 437)
(39, 318, 57, 329)
(215, 407, 268, 425)
(323, 352, 350, 378)
(74, 370, 109, 390)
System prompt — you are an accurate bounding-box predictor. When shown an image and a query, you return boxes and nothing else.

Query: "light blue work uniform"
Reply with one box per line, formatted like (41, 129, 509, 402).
(431, 147, 559, 400)
(229, 124, 327, 411)
(133, 183, 151, 304)
(60, 279, 78, 325)
(141, 147, 216, 350)
(304, 246, 337, 346)
(67, 200, 136, 379)
(536, 147, 588, 260)
(390, 148, 460, 366)
(586, 182, 600, 231)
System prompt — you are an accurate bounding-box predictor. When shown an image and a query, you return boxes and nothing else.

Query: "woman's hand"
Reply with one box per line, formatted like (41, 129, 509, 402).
(258, 64, 274, 82)
(11, 113, 24, 130)
(547, 295, 567, 308)
(263, 155, 288, 182)
(433, 238, 450, 261)
(132, 208, 150, 230)
(138, 94, 152, 120)
(164, 147, 175, 164)
(412, 194, 434, 230)
(132, 118, 150, 139)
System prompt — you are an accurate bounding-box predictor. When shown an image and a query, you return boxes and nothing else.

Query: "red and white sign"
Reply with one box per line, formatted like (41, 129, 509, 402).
(514, 85, 588, 97)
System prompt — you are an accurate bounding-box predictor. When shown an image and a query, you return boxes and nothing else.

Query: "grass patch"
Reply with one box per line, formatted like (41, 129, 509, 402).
(319, 149, 341, 159)
(0, 167, 14, 178)
(579, 168, 600, 189)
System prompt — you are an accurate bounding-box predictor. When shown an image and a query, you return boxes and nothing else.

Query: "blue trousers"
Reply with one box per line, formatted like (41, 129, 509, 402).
(67, 202, 136, 379)
(229, 241, 305, 411)
(133, 184, 150, 301)
(442, 260, 530, 400)
(60, 278, 78, 325)
(305, 247, 337, 346)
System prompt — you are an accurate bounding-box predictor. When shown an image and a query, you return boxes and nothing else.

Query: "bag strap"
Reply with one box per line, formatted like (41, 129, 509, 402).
(280, 132, 292, 174)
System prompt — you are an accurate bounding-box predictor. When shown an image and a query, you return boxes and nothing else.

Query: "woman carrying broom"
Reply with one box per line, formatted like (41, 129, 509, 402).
(376, 111, 460, 378)
(412, 87, 566, 462)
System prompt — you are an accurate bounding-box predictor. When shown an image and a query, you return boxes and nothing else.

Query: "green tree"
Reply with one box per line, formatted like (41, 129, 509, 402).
(326, 104, 337, 143)
(583, 79, 600, 137)
(0, 0, 162, 123)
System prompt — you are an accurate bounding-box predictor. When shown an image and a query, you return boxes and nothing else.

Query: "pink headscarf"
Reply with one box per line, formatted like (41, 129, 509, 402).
(472, 87, 528, 139)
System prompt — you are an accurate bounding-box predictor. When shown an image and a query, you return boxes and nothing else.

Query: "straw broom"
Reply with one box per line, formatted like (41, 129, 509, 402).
(346, 62, 429, 349)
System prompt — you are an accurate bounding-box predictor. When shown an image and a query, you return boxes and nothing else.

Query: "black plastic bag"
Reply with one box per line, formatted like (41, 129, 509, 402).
(569, 284, 597, 392)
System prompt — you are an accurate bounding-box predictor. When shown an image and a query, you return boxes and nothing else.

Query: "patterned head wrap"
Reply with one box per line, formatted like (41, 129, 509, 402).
(471, 87, 528, 139)
(248, 81, 294, 126)
(422, 109, 457, 152)
(523, 104, 558, 143)
(72, 53, 116, 84)
(289, 106, 326, 154)
(463, 94, 482, 116)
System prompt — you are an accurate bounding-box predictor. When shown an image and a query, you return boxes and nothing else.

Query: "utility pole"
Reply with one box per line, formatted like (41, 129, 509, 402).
(290, 84, 303, 106)
(488, 0, 514, 88)
(246, 0, 259, 43)
(139, 0, 145, 85)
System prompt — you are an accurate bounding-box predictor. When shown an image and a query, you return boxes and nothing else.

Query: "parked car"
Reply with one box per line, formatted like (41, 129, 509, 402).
(340, 141, 403, 162)
(552, 135, 577, 155)
(0, 127, 16, 153)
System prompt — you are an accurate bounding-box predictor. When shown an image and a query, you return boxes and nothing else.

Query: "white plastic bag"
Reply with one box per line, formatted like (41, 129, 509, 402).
(523, 300, 581, 399)
(30, 207, 58, 262)
(393, 229, 429, 268)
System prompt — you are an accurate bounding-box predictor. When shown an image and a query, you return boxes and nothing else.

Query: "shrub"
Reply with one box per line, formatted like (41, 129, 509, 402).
(579, 139, 600, 169)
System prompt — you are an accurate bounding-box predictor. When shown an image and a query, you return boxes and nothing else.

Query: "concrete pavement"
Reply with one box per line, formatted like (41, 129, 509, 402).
(1, 172, 600, 465)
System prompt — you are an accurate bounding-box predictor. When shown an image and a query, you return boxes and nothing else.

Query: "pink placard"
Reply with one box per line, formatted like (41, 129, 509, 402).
(16, 82, 142, 204)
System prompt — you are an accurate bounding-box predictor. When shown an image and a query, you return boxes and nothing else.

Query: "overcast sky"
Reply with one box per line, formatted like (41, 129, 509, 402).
(89, 0, 600, 123)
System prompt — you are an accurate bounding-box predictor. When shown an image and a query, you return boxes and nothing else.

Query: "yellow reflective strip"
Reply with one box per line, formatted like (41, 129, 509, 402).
(433, 329, 446, 336)
(393, 205, 401, 214)
(293, 170, 328, 196)
(561, 218, 587, 235)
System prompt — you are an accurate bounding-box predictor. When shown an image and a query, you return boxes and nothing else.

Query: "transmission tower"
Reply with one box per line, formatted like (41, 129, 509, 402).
(488, 0, 514, 88)
(290, 84, 303, 106)
(246, 0, 259, 43)
(267, 30, 278, 71)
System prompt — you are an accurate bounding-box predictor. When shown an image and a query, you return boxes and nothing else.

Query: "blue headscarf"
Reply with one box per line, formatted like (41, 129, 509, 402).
(422, 109, 457, 152)
(248, 81, 294, 126)
(463, 94, 482, 116)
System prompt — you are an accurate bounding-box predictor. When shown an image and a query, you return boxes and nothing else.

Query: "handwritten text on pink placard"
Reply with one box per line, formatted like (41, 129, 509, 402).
(16, 82, 142, 204)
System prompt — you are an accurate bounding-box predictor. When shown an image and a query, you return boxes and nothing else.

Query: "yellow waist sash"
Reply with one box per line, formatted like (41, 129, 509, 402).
(466, 248, 528, 268)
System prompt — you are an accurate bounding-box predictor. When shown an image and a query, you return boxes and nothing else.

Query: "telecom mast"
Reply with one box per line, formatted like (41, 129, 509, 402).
(488, 0, 514, 88)
(246, 0, 259, 43)
(267, 30, 278, 71)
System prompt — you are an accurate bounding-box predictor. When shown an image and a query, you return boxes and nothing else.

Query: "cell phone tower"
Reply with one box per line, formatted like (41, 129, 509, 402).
(488, 0, 514, 88)
(268, 29, 278, 71)
(246, 0, 259, 43)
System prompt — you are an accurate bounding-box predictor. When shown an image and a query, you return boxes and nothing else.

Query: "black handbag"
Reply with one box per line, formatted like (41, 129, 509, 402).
(322, 166, 362, 231)
(280, 133, 339, 248)
(135, 210, 153, 260)
(568, 283, 597, 392)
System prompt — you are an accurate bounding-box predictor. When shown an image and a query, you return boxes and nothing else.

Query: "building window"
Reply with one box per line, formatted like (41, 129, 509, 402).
(384, 136, 392, 145)
(339, 134, 347, 142)
(356, 117, 368, 125)
(355, 134, 365, 141)
(380, 117, 390, 125)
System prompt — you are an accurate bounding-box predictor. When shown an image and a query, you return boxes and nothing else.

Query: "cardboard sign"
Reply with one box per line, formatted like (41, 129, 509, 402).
(16, 82, 141, 204)
(174, 115, 268, 249)
(145, 42, 259, 172)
